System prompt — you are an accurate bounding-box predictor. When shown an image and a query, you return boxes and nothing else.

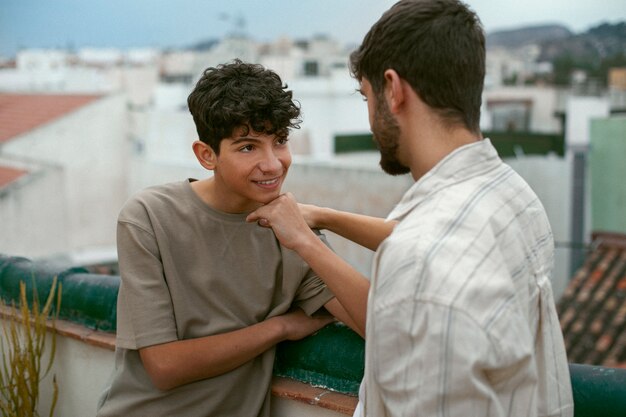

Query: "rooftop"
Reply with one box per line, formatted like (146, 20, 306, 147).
(0, 93, 100, 143)
(558, 231, 626, 368)
(0, 165, 28, 188)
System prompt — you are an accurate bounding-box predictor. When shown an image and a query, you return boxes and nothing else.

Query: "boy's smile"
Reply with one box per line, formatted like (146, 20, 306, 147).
(192, 127, 292, 214)
(253, 177, 281, 189)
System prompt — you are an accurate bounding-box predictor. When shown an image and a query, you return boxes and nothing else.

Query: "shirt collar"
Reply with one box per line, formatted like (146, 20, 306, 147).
(387, 138, 501, 222)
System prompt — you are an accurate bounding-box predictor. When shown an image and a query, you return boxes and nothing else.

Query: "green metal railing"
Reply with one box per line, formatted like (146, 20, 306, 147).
(570, 363, 626, 417)
(0, 255, 118, 331)
(1, 253, 625, 414)
(334, 131, 565, 158)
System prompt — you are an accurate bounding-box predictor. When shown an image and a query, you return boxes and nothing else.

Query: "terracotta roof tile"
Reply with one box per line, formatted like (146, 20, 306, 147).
(0, 94, 101, 143)
(558, 232, 626, 368)
(0, 165, 28, 188)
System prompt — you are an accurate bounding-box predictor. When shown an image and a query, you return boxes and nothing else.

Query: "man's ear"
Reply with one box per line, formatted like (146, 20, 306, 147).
(383, 69, 405, 114)
(192, 140, 217, 171)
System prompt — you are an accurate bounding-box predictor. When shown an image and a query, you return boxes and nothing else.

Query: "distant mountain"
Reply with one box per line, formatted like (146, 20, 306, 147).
(538, 22, 626, 62)
(487, 24, 572, 49)
(487, 22, 626, 86)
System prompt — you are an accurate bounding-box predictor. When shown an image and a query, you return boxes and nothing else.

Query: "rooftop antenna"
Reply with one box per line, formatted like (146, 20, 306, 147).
(218, 12, 248, 38)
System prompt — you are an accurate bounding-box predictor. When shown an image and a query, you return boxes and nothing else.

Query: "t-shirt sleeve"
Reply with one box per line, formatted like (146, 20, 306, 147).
(115, 208, 179, 350)
(292, 269, 334, 316)
(292, 231, 335, 316)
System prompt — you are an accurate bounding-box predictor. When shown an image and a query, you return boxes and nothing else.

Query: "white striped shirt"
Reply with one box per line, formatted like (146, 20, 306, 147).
(363, 139, 573, 417)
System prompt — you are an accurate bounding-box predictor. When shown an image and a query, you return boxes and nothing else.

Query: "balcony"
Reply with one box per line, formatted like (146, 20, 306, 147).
(2, 253, 626, 416)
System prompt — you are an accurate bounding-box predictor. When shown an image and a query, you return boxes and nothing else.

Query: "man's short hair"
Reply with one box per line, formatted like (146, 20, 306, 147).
(187, 59, 301, 153)
(350, 0, 485, 133)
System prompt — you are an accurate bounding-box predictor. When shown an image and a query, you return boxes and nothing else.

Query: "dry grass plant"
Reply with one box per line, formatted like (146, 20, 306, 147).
(0, 278, 62, 417)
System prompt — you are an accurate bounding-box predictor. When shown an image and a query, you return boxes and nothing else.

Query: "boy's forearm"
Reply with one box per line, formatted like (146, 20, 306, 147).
(139, 315, 288, 391)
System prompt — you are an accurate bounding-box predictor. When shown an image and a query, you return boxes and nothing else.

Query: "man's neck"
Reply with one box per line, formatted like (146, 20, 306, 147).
(408, 127, 481, 181)
(400, 101, 481, 181)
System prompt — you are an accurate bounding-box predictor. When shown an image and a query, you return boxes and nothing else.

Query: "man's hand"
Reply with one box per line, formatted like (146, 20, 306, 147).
(246, 193, 318, 252)
(298, 202, 323, 229)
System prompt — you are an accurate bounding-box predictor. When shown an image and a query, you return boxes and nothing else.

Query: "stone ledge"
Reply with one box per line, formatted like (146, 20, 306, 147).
(271, 376, 358, 416)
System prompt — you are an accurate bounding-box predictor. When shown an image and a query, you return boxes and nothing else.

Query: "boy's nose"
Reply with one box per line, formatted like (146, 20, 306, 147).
(258, 150, 282, 173)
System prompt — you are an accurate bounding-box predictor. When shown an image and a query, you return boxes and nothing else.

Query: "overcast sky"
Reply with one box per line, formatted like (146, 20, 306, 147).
(1, 0, 625, 58)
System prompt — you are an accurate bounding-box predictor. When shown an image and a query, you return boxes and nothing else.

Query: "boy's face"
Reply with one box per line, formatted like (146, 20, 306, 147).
(211, 127, 292, 213)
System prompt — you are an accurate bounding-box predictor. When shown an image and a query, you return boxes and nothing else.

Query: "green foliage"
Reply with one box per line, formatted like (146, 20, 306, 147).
(552, 53, 577, 86)
(502, 73, 519, 86)
(596, 52, 626, 85)
(0, 278, 62, 417)
(528, 21, 626, 87)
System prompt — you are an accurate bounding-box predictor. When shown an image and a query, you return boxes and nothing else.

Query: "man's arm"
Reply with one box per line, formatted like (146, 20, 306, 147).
(299, 203, 396, 251)
(140, 308, 333, 391)
(248, 193, 370, 336)
(324, 298, 364, 338)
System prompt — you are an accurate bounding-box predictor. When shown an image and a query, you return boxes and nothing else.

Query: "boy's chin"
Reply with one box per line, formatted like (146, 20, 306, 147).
(255, 191, 282, 205)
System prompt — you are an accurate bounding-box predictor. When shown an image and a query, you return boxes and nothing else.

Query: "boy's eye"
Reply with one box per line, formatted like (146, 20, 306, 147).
(239, 144, 254, 152)
(276, 137, 289, 146)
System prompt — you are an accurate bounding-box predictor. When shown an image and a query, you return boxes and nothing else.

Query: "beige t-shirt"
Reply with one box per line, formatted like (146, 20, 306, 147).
(97, 180, 334, 417)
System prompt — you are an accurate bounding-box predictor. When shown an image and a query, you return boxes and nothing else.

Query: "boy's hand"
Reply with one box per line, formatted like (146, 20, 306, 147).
(277, 308, 334, 341)
(246, 193, 318, 252)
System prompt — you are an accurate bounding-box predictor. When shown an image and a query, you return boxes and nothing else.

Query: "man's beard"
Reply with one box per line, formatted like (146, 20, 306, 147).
(372, 97, 410, 176)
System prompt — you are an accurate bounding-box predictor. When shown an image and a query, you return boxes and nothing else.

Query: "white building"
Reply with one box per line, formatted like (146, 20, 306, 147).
(289, 70, 368, 159)
(0, 93, 129, 259)
(482, 85, 566, 133)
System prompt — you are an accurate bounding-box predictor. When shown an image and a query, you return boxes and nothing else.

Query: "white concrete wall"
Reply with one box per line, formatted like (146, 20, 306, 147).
(142, 110, 198, 165)
(505, 155, 573, 300)
(291, 71, 369, 159)
(128, 158, 207, 196)
(2, 95, 130, 256)
(565, 96, 611, 147)
(36, 334, 115, 417)
(153, 82, 192, 110)
(0, 162, 68, 258)
(160, 50, 196, 77)
(0, 66, 119, 93)
(484, 86, 564, 133)
(260, 54, 303, 81)
(126, 107, 207, 194)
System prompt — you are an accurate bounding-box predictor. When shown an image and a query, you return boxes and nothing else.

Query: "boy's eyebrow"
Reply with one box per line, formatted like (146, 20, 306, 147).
(229, 136, 263, 145)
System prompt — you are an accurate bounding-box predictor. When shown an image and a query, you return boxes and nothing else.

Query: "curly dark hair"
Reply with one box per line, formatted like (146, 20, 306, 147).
(187, 59, 301, 154)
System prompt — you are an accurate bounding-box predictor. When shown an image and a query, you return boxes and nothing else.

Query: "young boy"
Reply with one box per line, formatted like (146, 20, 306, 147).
(96, 60, 354, 417)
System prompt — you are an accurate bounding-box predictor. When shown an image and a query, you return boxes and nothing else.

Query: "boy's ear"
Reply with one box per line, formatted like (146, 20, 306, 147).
(192, 141, 218, 171)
